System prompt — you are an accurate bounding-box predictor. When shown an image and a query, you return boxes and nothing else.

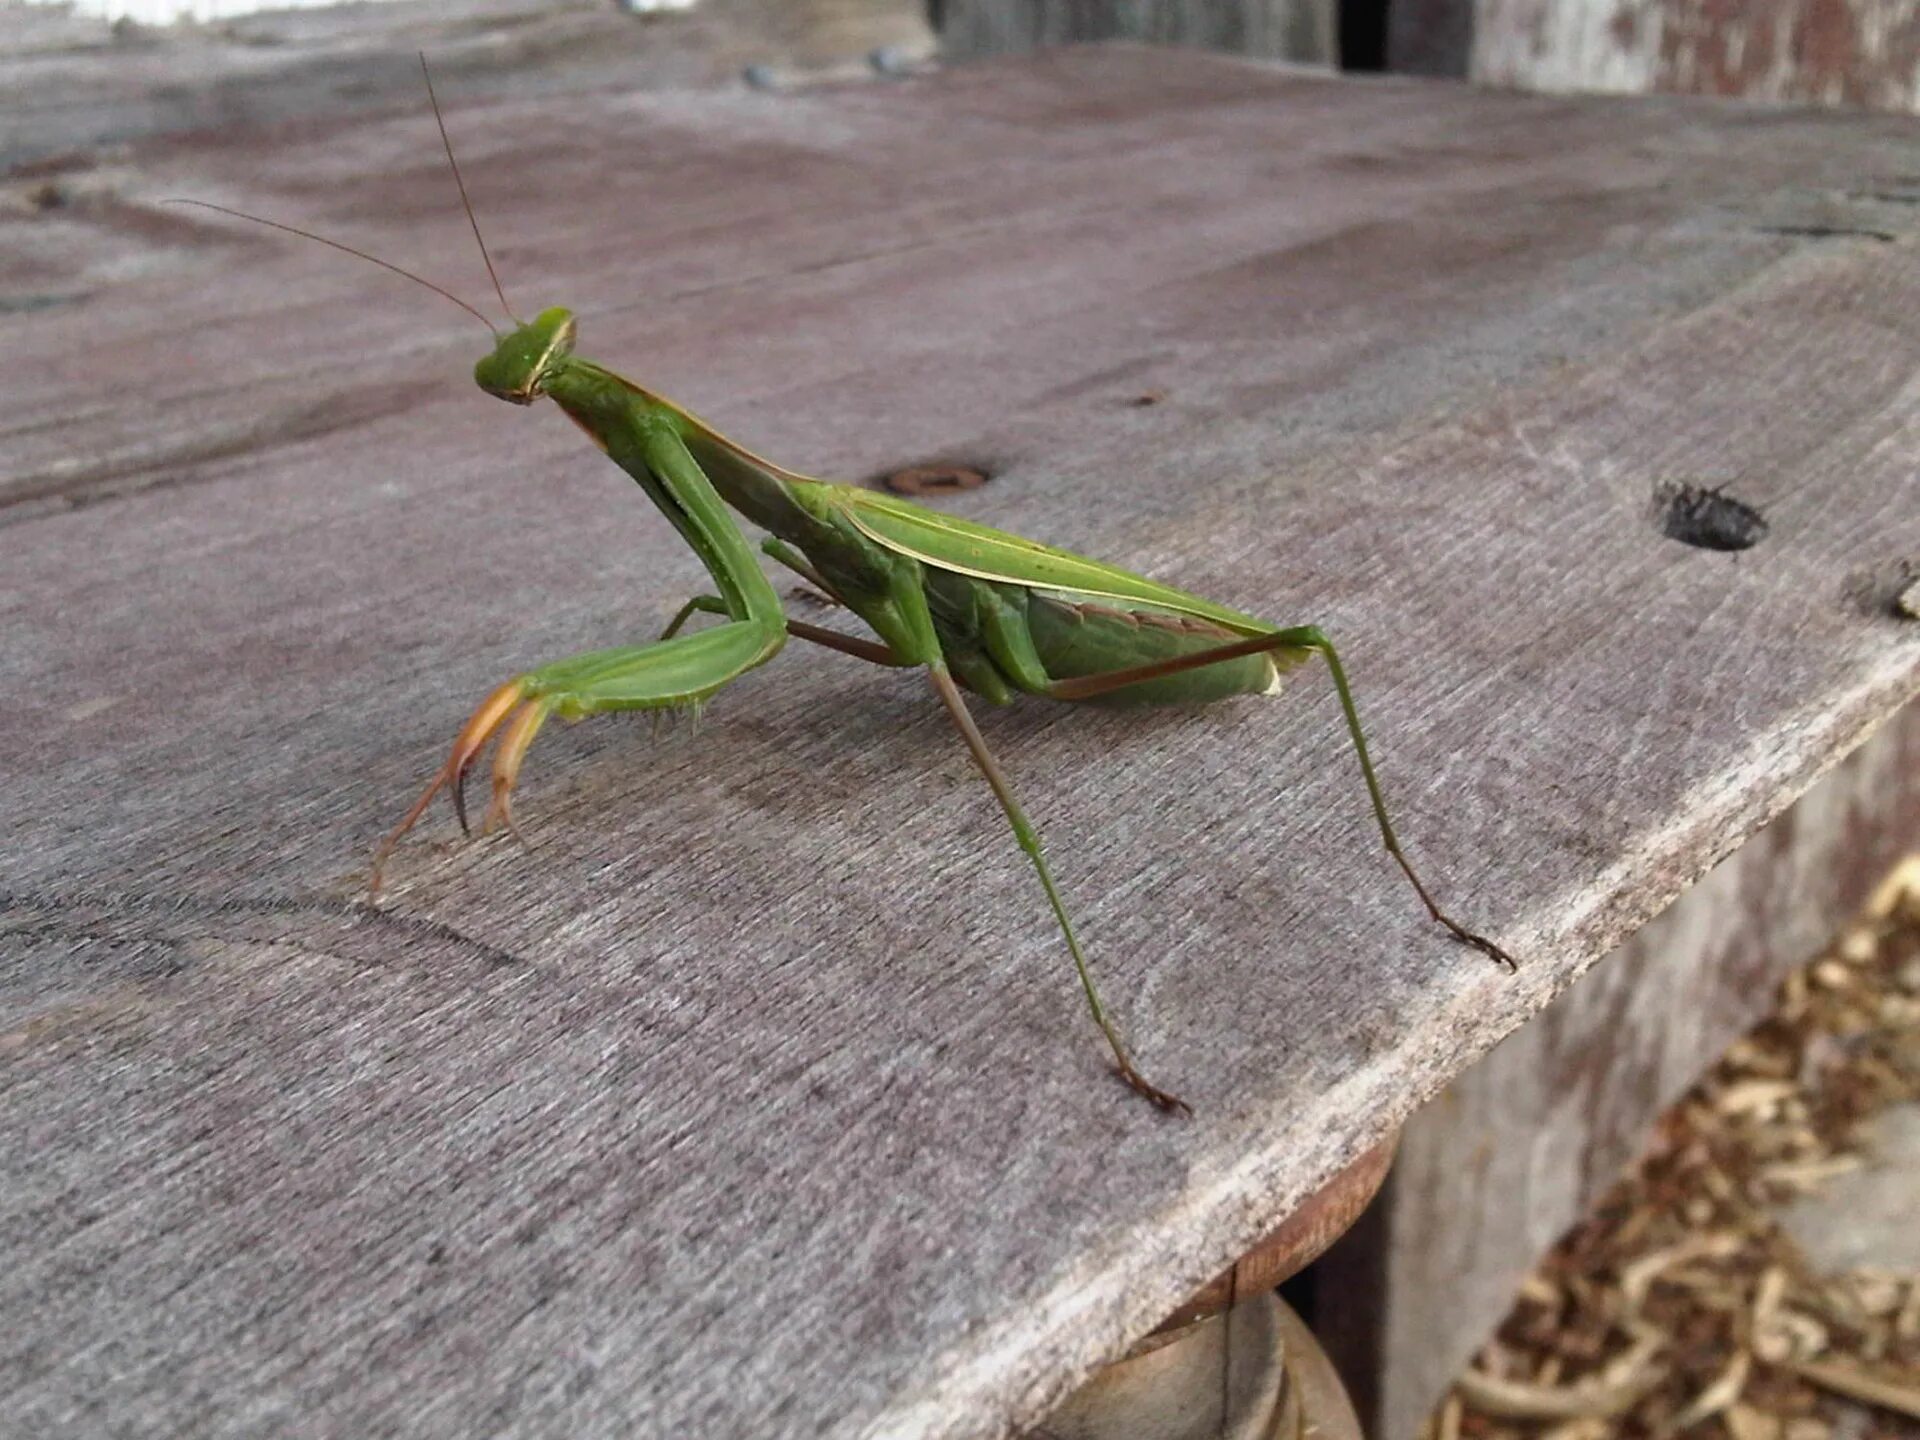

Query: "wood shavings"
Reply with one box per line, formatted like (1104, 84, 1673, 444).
(1724, 1401, 1781, 1440)
(1751, 1310, 1829, 1365)
(1783, 1358, 1920, 1420)
(1428, 866, 1920, 1440)
(1454, 1334, 1665, 1420)
(1894, 1283, 1920, 1341)
(1665, 1350, 1751, 1433)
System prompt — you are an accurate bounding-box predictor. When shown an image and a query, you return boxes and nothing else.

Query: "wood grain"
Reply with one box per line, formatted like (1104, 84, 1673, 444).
(3, 39, 1918, 1440)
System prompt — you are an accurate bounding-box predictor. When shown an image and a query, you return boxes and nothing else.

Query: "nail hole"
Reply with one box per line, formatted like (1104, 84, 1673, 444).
(1654, 482, 1769, 552)
(882, 463, 989, 497)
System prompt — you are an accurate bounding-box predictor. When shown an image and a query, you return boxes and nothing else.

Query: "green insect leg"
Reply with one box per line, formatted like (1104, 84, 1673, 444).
(927, 663, 1190, 1115)
(662, 592, 909, 668)
(1049, 625, 1516, 970)
(369, 616, 782, 896)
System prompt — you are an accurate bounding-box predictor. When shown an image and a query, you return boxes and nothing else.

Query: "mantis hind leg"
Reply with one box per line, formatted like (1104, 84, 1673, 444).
(1049, 625, 1516, 971)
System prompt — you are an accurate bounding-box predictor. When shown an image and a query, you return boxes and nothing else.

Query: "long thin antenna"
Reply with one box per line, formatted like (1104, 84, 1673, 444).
(164, 198, 499, 334)
(419, 52, 520, 326)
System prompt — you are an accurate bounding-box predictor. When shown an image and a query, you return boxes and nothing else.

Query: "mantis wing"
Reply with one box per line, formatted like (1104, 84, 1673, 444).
(615, 370, 1272, 635)
(834, 487, 1274, 636)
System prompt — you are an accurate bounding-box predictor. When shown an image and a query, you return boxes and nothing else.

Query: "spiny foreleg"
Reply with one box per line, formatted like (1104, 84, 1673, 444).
(368, 617, 782, 896)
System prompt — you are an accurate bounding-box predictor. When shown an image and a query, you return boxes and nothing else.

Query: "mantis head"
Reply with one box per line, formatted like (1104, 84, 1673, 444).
(475, 307, 577, 404)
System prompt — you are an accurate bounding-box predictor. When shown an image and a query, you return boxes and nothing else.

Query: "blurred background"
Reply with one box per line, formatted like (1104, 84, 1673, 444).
(9, 0, 1917, 116)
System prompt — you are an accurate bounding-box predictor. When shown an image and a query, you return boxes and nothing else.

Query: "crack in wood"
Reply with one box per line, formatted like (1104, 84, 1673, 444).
(0, 887, 530, 974)
(0, 378, 442, 524)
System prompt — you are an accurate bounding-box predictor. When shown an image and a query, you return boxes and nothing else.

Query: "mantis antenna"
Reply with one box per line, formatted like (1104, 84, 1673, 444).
(161, 198, 500, 334)
(418, 51, 521, 328)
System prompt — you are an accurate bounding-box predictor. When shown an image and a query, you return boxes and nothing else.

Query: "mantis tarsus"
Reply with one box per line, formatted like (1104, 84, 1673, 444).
(181, 61, 1515, 1115)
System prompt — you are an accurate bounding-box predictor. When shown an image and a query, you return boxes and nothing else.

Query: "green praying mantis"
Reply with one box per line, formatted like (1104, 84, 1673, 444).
(180, 62, 1515, 1115)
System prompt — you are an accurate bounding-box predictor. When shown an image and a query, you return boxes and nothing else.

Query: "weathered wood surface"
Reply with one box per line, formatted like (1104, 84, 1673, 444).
(936, 0, 1337, 66)
(1387, 0, 1474, 76)
(0, 0, 934, 170)
(4, 38, 1920, 1440)
(1313, 707, 1920, 1437)
(1473, 0, 1920, 112)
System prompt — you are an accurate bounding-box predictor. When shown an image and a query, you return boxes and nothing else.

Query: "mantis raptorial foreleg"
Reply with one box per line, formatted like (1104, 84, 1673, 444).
(1050, 625, 1516, 971)
(370, 616, 781, 893)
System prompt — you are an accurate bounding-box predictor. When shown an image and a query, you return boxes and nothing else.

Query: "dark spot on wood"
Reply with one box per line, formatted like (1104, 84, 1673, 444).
(0, 293, 83, 315)
(426, 1242, 448, 1265)
(881, 463, 989, 496)
(1128, 391, 1164, 407)
(1653, 482, 1769, 552)
(4, 151, 99, 183)
(1756, 223, 1896, 242)
(1608, 4, 1639, 48)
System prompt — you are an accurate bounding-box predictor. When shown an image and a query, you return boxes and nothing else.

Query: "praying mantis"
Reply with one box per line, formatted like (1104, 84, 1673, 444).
(181, 62, 1515, 1115)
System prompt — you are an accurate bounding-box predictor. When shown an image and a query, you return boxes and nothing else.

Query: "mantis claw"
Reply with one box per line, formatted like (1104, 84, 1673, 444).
(1387, 852, 1519, 973)
(452, 751, 479, 837)
(367, 677, 528, 897)
(1446, 921, 1519, 973)
(1117, 1062, 1192, 1117)
(481, 699, 551, 840)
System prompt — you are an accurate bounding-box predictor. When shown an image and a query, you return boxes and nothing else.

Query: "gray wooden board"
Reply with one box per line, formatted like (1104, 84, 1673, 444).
(1313, 706, 1920, 1437)
(0, 0, 936, 172)
(3, 41, 1919, 1440)
(937, 0, 1337, 67)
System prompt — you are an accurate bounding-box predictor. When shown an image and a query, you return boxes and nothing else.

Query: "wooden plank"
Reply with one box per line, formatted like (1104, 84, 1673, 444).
(1312, 705, 1920, 1437)
(1474, 0, 1920, 113)
(1386, 0, 1473, 75)
(0, 0, 935, 171)
(936, 0, 1337, 66)
(3, 41, 1918, 1440)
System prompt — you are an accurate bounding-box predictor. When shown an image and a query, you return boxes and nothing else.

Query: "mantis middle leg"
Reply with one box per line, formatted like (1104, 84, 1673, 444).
(839, 564, 1190, 1111)
(927, 662, 1191, 1114)
(662, 593, 910, 667)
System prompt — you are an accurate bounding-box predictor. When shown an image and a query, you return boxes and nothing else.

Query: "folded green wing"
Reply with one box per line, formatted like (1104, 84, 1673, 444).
(837, 487, 1272, 636)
